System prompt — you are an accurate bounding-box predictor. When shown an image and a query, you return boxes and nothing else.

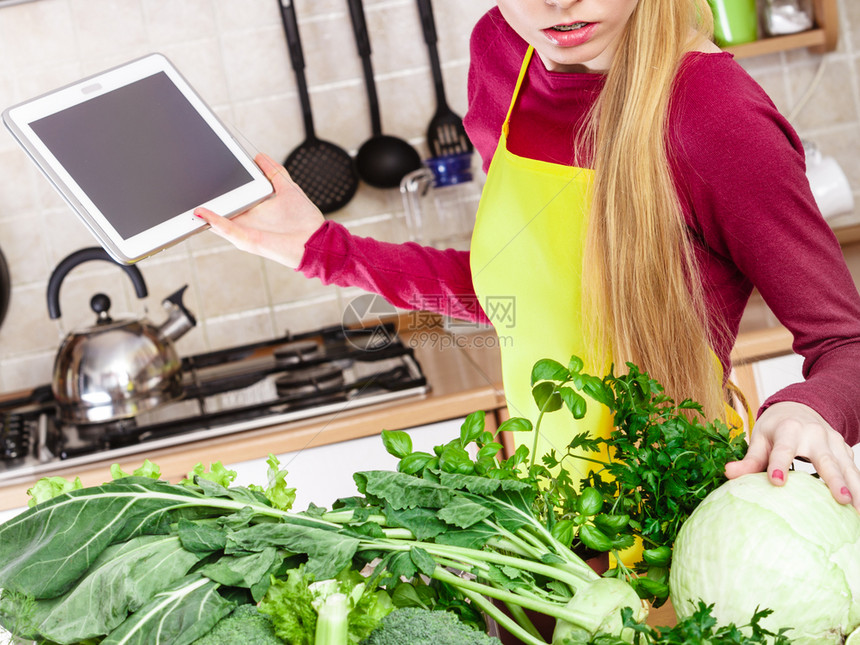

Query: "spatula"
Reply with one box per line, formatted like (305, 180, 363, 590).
(416, 0, 473, 158)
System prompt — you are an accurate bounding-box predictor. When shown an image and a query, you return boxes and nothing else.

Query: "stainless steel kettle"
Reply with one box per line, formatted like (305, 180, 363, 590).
(47, 248, 197, 424)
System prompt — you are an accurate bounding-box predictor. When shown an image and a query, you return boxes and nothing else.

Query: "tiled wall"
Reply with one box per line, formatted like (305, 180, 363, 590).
(0, 0, 859, 393)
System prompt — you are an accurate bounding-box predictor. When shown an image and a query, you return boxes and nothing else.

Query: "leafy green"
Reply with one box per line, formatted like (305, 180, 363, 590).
(620, 602, 793, 644)
(99, 574, 233, 645)
(226, 522, 360, 581)
(25, 474, 83, 507)
(179, 461, 238, 487)
(523, 359, 747, 605)
(111, 459, 161, 481)
(1, 478, 219, 598)
(0, 535, 205, 644)
(247, 454, 297, 511)
(258, 566, 317, 644)
(258, 565, 394, 645)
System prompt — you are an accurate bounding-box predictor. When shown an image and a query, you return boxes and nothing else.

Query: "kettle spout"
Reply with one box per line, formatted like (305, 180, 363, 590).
(158, 285, 197, 342)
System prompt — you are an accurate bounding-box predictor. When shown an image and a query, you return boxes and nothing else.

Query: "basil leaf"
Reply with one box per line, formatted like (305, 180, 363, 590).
(530, 359, 569, 386)
(459, 410, 486, 446)
(381, 429, 413, 459)
(497, 417, 533, 433)
(559, 387, 588, 420)
(532, 382, 562, 413)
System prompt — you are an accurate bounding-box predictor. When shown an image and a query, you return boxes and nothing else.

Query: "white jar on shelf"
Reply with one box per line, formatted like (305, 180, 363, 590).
(762, 0, 814, 36)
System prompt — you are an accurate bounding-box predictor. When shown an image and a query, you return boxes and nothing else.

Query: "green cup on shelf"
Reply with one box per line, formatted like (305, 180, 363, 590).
(708, 0, 759, 46)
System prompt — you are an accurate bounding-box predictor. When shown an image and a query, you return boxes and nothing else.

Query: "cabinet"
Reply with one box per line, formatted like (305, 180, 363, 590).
(725, 0, 838, 58)
(227, 417, 471, 511)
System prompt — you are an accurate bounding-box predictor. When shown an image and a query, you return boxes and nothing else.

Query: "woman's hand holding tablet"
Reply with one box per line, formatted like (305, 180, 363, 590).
(2, 53, 273, 264)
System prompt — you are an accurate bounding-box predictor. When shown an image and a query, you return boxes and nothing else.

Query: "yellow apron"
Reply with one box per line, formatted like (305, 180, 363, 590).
(470, 46, 612, 478)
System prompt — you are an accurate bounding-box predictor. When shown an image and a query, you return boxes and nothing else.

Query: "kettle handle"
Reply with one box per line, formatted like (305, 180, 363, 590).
(47, 247, 148, 320)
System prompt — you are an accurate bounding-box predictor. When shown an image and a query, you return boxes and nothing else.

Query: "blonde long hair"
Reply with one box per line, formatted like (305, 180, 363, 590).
(581, 0, 727, 420)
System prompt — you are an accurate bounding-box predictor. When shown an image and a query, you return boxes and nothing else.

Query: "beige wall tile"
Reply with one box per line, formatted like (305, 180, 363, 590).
(141, 0, 217, 47)
(0, 0, 77, 73)
(203, 308, 276, 351)
(273, 295, 343, 335)
(191, 247, 270, 318)
(214, 0, 280, 34)
(0, 213, 50, 288)
(219, 24, 292, 103)
(0, 350, 55, 393)
(787, 58, 858, 131)
(264, 259, 340, 306)
(843, 0, 860, 53)
(0, 149, 39, 218)
(0, 283, 63, 358)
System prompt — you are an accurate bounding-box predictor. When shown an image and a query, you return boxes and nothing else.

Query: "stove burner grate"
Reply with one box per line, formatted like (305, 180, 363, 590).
(1, 413, 30, 461)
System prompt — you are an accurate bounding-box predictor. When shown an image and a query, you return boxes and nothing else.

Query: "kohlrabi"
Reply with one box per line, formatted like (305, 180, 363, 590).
(670, 471, 860, 644)
(551, 578, 648, 644)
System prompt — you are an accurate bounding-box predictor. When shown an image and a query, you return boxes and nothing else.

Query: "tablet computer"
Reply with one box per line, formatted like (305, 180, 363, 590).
(2, 53, 273, 264)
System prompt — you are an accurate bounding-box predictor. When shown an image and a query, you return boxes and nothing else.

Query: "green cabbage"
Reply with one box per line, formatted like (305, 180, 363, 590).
(670, 472, 860, 644)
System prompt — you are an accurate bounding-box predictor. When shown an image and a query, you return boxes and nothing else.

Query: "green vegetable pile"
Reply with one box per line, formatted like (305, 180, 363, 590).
(0, 356, 804, 645)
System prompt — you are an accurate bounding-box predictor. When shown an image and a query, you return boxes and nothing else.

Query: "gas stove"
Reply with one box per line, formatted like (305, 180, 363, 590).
(0, 323, 428, 484)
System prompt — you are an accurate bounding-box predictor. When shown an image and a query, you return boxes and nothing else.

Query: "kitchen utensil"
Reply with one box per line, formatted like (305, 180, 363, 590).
(278, 0, 359, 214)
(400, 151, 480, 250)
(347, 0, 422, 188)
(416, 0, 472, 158)
(46, 247, 197, 424)
(0, 246, 9, 330)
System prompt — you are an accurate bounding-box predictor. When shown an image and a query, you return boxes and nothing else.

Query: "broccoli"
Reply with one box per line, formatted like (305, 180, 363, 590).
(361, 607, 503, 645)
(191, 603, 284, 644)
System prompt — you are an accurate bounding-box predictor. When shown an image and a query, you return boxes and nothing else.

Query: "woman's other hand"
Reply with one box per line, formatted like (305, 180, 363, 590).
(725, 400, 860, 512)
(194, 153, 325, 268)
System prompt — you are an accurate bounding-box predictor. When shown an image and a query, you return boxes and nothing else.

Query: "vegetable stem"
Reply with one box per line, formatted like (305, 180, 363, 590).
(365, 540, 591, 592)
(431, 567, 594, 628)
(457, 587, 550, 645)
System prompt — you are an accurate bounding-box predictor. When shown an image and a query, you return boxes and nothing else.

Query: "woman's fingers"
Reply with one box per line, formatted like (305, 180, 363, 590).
(724, 432, 770, 478)
(727, 401, 860, 512)
(194, 206, 257, 252)
(255, 152, 292, 194)
(763, 421, 799, 486)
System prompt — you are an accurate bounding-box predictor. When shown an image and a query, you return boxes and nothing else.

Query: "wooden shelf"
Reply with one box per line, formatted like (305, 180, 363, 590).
(725, 0, 838, 58)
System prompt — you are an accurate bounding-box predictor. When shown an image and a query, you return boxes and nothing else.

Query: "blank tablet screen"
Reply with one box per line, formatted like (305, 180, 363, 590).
(30, 71, 252, 239)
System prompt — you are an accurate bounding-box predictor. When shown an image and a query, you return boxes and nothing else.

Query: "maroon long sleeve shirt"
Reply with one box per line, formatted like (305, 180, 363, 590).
(299, 8, 860, 445)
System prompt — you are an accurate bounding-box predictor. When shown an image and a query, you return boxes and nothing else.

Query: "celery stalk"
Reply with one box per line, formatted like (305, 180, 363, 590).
(314, 593, 349, 645)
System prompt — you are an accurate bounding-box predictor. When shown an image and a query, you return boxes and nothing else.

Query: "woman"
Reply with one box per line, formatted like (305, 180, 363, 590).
(195, 0, 860, 510)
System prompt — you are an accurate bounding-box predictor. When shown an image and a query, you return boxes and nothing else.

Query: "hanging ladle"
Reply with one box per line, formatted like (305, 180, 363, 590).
(278, 0, 358, 213)
(346, 0, 422, 189)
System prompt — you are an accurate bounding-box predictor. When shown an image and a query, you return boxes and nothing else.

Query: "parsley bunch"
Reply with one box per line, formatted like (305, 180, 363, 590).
(528, 357, 748, 605)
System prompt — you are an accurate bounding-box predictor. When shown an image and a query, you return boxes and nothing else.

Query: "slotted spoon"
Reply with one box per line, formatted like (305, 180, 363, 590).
(278, 0, 358, 213)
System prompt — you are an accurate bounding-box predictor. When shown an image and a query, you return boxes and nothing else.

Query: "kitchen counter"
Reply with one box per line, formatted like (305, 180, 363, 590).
(0, 317, 506, 512)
